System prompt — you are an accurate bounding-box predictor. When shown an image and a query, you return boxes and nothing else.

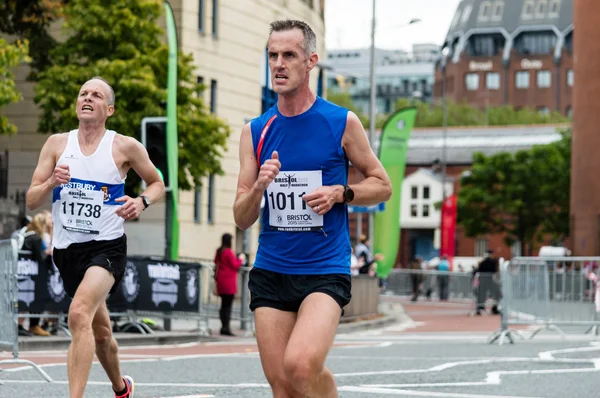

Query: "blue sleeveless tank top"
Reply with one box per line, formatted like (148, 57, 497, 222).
(250, 97, 351, 275)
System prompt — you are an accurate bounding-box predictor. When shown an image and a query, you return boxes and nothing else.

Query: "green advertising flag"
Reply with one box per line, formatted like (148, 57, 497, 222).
(373, 107, 418, 278)
(165, 2, 179, 260)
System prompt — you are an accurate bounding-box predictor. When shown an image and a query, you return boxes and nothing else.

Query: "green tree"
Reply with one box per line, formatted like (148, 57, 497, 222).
(0, 38, 30, 135)
(0, 0, 64, 78)
(34, 0, 230, 192)
(326, 89, 369, 126)
(457, 131, 571, 255)
(393, 98, 569, 127)
(538, 129, 571, 242)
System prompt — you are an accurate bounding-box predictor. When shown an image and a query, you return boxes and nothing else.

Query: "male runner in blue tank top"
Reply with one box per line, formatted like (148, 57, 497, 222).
(234, 20, 392, 398)
(26, 77, 165, 398)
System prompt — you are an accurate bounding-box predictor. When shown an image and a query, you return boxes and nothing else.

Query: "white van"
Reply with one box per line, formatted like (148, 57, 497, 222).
(538, 246, 571, 257)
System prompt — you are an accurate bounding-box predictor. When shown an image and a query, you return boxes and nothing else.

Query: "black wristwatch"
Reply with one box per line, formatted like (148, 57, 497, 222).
(343, 185, 354, 203)
(140, 195, 150, 210)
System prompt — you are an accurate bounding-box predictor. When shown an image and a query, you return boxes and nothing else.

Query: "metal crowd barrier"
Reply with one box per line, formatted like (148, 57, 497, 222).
(386, 269, 502, 315)
(489, 256, 600, 345)
(179, 256, 254, 337)
(0, 239, 53, 382)
(386, 269, 479, 303)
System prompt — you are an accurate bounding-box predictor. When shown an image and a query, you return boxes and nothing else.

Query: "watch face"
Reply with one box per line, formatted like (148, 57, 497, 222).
(345, 186, 354, 202)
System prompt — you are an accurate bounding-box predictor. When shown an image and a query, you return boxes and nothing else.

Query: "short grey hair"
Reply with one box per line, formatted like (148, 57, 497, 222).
(87, 76, 115, 106)
(269, 19, 317, 56)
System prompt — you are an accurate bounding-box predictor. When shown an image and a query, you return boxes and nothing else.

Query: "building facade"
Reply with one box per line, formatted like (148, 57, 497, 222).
(435, 0, 573, 116)
(570, 0, 600, 256)
(0, 0, 326, 260)
(327, 44, 439, 114)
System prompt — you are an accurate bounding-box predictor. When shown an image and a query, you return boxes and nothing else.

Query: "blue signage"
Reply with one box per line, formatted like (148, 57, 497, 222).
(348, 203, 386, 213)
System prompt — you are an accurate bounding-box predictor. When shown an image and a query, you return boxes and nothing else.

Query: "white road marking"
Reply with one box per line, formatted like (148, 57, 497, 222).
(4, 338, 600, 398)
(340, 386, 541, 398)
(0, 379, 270, 388)
(1, 352, 259, 373)
(538, 344, 600, 360)
(162, 395, 214, 398)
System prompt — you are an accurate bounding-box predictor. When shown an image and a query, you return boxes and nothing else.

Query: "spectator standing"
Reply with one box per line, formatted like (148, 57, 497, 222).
(214, 233, 246, 336)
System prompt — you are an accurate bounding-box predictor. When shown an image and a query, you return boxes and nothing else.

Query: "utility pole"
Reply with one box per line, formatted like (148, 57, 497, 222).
(367, 0, 377, 252)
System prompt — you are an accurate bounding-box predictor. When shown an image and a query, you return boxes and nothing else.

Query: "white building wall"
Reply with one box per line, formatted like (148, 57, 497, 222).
(400, 168, 453, 230)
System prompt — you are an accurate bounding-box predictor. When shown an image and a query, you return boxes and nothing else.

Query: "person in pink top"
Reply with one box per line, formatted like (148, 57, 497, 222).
(214, 233, 246, 336)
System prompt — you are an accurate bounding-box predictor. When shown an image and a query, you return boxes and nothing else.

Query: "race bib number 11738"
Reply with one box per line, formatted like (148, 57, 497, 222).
(59, 188, 103, 235)
(267, 170, 323, 232)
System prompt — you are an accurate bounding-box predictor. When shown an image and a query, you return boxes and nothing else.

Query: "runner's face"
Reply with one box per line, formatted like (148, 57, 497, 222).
(267, 29, 316, 96)
(76, 80, 114, 122)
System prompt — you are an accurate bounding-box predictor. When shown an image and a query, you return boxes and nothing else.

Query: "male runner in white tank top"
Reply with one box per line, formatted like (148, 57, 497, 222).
(26, 77, 165, 398)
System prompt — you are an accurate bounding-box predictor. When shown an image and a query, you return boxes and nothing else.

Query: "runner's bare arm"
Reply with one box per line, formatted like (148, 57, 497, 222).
(115, 137, 165, 218)
(341, 111, 392, 206)
(26, 134, 69, 211)
(234, 123, 281, 230)
(234, 124, 263, 230)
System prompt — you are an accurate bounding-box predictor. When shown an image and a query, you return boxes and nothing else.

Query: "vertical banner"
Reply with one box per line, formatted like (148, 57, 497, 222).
(440, 194, 457, 268)
(164, 2, 179, 260)
(373, 107, 418, 278)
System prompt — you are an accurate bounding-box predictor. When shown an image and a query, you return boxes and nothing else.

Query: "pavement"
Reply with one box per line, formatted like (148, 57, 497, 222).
(14, 298, 406, 352)
(3, 296, 600, 397)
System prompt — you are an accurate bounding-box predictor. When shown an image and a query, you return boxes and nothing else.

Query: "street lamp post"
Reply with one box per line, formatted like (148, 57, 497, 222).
(441, 47, 450, 201)
(367, 0, 420, 251)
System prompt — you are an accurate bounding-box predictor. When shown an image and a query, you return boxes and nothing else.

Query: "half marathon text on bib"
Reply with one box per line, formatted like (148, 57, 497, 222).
(59, 187, 103, 234)
(267, 170, 323, 232)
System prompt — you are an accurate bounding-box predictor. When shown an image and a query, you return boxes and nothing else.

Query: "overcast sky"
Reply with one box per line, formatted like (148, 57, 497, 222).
(325, 0, 461, 51)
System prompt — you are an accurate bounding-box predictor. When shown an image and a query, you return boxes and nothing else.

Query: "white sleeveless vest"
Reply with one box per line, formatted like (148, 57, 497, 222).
(51, 130, 126, 249)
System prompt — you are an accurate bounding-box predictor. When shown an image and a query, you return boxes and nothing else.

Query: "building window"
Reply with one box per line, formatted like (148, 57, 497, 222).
(492, 0, 504, 21)
(210, 79, 217, 113)
(486, 72, 500, 90)
(515, 71, 530, 89)
(411, 186, 418, 199)
(467, 34, 504, 57)
(514, 32, 557, 55)
(422, 204, 430, 218)
(198, 0, 204, 32)
(423, 186, 430, 200)
(537, 70, 552, 88)
(410, 204, 418, 217)
(536, 0, 548, 18)
(196, 76, 204, 97)
(475, 238, 488, 257)
(461, 4, 473, 24)
(566, 106, 572, 118)
(0, 151, 7, 199)
(565, 34, 573, 54)
(402, 79, 409, 93)
(208, 174, 215, 224)
(538, 106, 550, 115)
(465, 73, 479, 91)
(522, 0, 535, 19)
(478, 1, 492, 21)
(212, 0, 218, 37)
(194, 184, 201, 223)
(567, 69, 574, 87)
(549, 0, 561, 17)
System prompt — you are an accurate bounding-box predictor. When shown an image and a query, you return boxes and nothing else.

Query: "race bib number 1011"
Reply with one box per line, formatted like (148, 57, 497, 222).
(267, 170, 323, 232)
(59, 188, 103, 234)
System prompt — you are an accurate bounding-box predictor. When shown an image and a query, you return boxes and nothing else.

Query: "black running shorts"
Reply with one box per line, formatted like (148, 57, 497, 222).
(53, 235, 127, 298)
(248, 267, 352, 313)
